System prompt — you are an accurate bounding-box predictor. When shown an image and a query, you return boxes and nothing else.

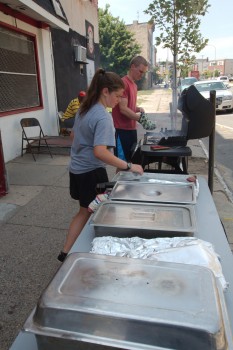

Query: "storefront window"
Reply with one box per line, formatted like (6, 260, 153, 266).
(0, 25, 42, 114)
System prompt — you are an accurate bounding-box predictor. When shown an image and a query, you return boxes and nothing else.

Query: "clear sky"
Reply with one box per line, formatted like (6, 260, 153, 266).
(98, 0, 233, 62)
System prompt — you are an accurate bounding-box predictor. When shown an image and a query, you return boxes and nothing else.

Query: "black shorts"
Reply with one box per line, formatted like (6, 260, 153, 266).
(69, 168, 109, 208)
(115, 129, 137, 161)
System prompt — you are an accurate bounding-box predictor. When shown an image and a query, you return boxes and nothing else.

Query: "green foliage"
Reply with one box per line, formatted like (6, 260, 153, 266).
(202, 69, 219, 79)
(202, 70, 212, 79)
(98, 5, 141, 76)
(152, 66, 161, 84)
(145, 0, 210, 114)
(179, 54, 197, 77)
(145, 0, 210, 65)
(136, 76, 146, 91)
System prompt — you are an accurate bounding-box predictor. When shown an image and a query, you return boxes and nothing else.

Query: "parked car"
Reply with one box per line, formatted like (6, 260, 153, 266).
(229, 76, 233, 82)
(216, 76, 229, 87)
(177, 77, 198, 96)
(194, 80, 233, 112)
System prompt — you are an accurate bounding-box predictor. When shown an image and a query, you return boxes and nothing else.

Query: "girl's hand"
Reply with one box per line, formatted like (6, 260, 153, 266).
(130, 163, 144, 175)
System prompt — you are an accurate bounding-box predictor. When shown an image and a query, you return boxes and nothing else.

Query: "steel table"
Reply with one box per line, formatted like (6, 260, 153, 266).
(9, 176, 233, 349)
(140, 144, 192, 174)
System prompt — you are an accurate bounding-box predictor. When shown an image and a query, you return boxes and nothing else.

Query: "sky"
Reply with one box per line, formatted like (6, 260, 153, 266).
(98, 0, 233, 62)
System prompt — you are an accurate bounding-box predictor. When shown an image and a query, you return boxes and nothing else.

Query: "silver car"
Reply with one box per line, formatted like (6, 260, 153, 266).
(194, 80, 233, 112)
(177, 77, 198, 96)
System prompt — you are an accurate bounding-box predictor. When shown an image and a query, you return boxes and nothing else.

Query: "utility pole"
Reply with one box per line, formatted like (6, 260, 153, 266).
(206, 44, 217, 78)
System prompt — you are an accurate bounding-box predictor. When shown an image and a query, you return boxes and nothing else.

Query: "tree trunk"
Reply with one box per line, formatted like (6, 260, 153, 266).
(171, 53, 178, 130)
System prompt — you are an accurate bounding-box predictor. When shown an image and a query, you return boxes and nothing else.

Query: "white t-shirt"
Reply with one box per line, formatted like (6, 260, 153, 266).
(69, 103, 115, 174)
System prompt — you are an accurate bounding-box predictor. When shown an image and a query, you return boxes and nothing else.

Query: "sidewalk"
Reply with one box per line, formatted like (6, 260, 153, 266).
(0, 88, 233, 350)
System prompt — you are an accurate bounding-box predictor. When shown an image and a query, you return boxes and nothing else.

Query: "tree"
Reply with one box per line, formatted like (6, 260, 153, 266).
(202, 70, 212, 79)
(179, 55, 197, 77)
(145, 0, 210, 121)
(152, 66, 161, 84)
(98, 5, 141, 77)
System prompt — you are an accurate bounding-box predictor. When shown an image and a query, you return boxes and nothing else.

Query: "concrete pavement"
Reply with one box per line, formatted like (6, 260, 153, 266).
(0, 87, 233, 350)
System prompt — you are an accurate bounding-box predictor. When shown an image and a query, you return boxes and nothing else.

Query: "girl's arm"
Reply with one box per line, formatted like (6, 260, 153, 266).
(94, 145, 143, 174)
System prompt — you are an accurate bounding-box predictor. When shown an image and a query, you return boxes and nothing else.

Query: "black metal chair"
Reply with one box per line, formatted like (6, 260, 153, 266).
(20, 118, 53, 161)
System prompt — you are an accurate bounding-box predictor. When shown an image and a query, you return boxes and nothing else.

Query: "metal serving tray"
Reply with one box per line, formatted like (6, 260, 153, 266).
(90, 201, 196, 238)
(112, 171, 192, 183)
(109, 181, 196, 204)
(23, 253, 232, 350)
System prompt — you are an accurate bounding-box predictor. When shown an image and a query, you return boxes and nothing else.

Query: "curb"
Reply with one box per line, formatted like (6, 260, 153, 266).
(199, 139, 233, 204)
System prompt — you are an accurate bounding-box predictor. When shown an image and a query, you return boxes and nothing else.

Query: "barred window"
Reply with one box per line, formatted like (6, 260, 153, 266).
(0, 25, 42, 114)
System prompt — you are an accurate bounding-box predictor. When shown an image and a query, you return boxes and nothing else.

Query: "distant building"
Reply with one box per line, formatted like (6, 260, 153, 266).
(224, 59, 233, 76)
(194, 58, 233, 77)
(208, 59, 233, 76)
(193, 59, 209, 75)
(126, 20, 155, 89)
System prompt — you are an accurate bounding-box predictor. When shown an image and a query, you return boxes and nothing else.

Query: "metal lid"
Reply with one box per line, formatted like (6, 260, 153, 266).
(91, 201, 196, 233)
(24, 253, 228, 350)
(109, 181, 196, 204)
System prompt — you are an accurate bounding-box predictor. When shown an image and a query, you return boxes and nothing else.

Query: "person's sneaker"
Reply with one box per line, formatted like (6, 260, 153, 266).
(57, 251, 68, 262)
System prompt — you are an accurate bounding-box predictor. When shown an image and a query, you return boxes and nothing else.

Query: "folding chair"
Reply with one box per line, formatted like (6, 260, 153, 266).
(57, 111, 71, 136)
(20, 118, 53, 161)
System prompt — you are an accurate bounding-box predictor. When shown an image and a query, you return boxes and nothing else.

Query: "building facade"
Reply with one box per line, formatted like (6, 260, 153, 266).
(53, 0, 99, 112)
(126, 20, 155, 89)
(194, 58, 233, 77)
(208, 59, 233, 76)
(0, 0, 99, 162)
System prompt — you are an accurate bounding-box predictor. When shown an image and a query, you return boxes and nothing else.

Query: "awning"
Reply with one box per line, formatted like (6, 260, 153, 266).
(0, 0, 69, 32)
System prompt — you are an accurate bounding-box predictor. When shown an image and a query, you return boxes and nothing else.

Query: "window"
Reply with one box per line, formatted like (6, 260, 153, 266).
(0, 25, 42, 114)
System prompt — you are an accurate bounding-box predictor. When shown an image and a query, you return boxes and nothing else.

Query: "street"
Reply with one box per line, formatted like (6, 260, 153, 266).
(202, 91, 233, 197)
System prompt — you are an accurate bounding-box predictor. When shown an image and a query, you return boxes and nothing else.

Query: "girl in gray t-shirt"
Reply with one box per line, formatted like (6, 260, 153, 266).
(58, 68, 143, 262)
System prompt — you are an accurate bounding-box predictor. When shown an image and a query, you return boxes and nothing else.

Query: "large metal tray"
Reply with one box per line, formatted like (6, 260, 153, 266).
(90, 201, 196, 237)
(23, 253, 232, 350)
(109, 181, 196, 204)
(112, 171, 193, 183)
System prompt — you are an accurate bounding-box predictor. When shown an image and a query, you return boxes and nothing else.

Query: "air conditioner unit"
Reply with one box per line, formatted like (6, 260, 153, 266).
(74, 45, 87, 63)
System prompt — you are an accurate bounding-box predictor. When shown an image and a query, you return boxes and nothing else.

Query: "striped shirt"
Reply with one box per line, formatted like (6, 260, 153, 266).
(62, 98, 80, 120)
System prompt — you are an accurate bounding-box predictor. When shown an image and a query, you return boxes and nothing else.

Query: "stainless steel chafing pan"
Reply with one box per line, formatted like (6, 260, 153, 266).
(108, 181, 196, 204)
(23, 253, 232, 350)
(90, 200, 196, 238)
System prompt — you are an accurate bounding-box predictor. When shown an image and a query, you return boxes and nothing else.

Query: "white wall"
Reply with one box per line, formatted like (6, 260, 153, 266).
(0, 13, 59, 162)
(86, 59, 95, 86)
(61, 0, 99, 43)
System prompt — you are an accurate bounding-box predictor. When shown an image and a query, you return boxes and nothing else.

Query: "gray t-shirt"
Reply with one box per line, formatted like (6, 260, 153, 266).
(69, 103, 115, 174)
